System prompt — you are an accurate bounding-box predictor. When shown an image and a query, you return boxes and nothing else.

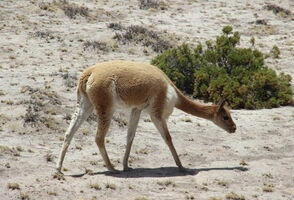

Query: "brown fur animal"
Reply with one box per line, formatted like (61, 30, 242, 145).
(56, 60, 236, 172)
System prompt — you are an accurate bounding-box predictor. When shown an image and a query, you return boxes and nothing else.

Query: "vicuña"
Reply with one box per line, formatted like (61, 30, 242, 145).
(56, 60, 236, 173)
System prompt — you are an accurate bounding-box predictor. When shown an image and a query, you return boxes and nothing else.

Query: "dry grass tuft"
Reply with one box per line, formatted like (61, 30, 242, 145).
(21, 86, 62, 131)
(45, 152, 55, 162)
(0, 145, 22, 156)
(157, 180, 176, 187)
(39, 0, 89, 19)
(138, 0, 168, 10)
(0, 114, 10, 127)
(239, 160, 248, 166)
(112, 115, 128, 127)
(225, 192, 245, 200)
(0, 89, 5, 96)
(263, 4, 292, 17)
(7, 182, 20, 190)
(262, 183, 274, 192)
(89, 183, 102, 190)
(109, 24, 173, 53)
(63, 3, 89, 19)
(20, 192, 30, 200)
(83, 40, 110, 52)
(52, 172, 65, 180)
(105, 183, 117, 190)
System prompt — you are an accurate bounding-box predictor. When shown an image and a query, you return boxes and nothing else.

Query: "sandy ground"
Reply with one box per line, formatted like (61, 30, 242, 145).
(0, 0, 293, 199)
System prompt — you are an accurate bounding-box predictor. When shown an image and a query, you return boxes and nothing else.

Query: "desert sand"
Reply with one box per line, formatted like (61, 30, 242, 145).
(0, 0, 293, 199)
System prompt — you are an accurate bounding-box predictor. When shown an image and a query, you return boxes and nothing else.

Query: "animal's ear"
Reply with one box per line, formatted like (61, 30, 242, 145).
(216, 97, 226, 112)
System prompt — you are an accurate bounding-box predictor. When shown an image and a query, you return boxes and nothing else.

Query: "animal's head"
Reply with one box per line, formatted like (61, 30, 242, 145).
(213, 98, 236, 133)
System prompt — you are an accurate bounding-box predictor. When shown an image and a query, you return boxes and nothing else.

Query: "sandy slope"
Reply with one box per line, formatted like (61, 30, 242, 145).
(0, 0, 293, 199)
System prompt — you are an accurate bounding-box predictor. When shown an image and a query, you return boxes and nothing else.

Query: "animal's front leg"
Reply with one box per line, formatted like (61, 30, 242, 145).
(150, 115, 184, 171)
(123, 108, 141, 171)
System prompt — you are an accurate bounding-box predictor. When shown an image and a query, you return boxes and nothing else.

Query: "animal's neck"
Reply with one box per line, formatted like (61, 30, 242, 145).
(175, 93, 216, 121)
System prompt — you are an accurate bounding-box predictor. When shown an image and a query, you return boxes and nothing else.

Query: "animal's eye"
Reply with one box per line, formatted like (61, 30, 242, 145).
(223, 116, 229, 120)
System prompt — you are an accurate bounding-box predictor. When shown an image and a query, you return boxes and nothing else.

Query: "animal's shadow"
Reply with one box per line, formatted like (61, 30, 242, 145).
(68, 166, 248, 178)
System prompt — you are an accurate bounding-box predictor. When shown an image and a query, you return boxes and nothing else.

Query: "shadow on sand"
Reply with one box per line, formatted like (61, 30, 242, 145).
(67, 166, 248, 178)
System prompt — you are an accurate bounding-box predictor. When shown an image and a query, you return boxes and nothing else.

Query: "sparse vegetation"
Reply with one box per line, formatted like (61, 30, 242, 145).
(0, 145, 22, 157)
(185, 193, 195, 200)
(52, 172, 65, 180)
(22, 86, 62, 131)
(151, 26, 293, 109)
(263, 4, 292, 17)
(270, 45, 280, 58)
(0, 113, 10, 127)
(225, 192, 245, 200)
(112, 115, 128, 127)
(107, 22, 124, 31)
(16, 146, 24, 152)
(200, 185, 209, 191)
(61, 72, 77, 89)
(39, 0, 89, 19)
(1, 1, 293, 200)
(7, 182, 20, 190)
(239, 160, 248, 166)
(157, 180, 176, 187)
(1, 99, 14, 105)
(23, 105, 40, 126)
(32, 30, 58, 41)
(89, 183, 102, 190)
(262, 183, 274, 192)
(0, 89, 5, 96)
(83, 40, 110, 52)
(47, 191, 58, 196)
(20, 192, 30, 200)
(75, 144, 83, 150)
(208, 197, 222, 200)
(254, 19, 267, 25)
(109, 23, 173, 52)
(138, 0, 168, 10)
(90, 160, 98, 166)
(135, 198, 148, 200)
(85, 168, 95, 175)
(262, 172, 273, 179)
(136, 147, 149, 155)
(105, 183, 117, 190)
(45, 152, 55, 162)
(182, 116, 192, 122)
(42, 116, 60, 130)
(62, 2, 89, 19)
(216, 179, 228, 187)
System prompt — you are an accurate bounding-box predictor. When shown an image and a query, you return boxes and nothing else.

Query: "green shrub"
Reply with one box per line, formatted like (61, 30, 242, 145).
(151, 44, 196, 93)
(151, 26, 292, 109)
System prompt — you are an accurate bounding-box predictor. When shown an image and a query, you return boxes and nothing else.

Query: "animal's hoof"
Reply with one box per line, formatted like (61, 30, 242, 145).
(178, 167, 195, 175)
(108, 168, 120, 174)
(56, 167, 63, 174)
(54, 170, 64, 177)
(178, 166, 187, 173)
(123, 167, 133, 172)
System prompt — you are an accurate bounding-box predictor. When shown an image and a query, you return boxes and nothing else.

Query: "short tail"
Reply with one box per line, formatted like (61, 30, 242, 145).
(76, 69, 92, 103)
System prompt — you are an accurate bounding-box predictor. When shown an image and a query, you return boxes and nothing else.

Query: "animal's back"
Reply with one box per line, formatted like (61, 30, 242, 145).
(83, 60, 170, 108)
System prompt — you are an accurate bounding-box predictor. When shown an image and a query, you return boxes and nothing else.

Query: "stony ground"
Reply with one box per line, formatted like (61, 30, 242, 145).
(0, 0, 293, 199)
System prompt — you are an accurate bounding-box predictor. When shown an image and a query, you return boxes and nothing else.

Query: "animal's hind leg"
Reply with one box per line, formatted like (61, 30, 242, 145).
(95, 107, 116, 172)
(56, 95, 93, 172)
